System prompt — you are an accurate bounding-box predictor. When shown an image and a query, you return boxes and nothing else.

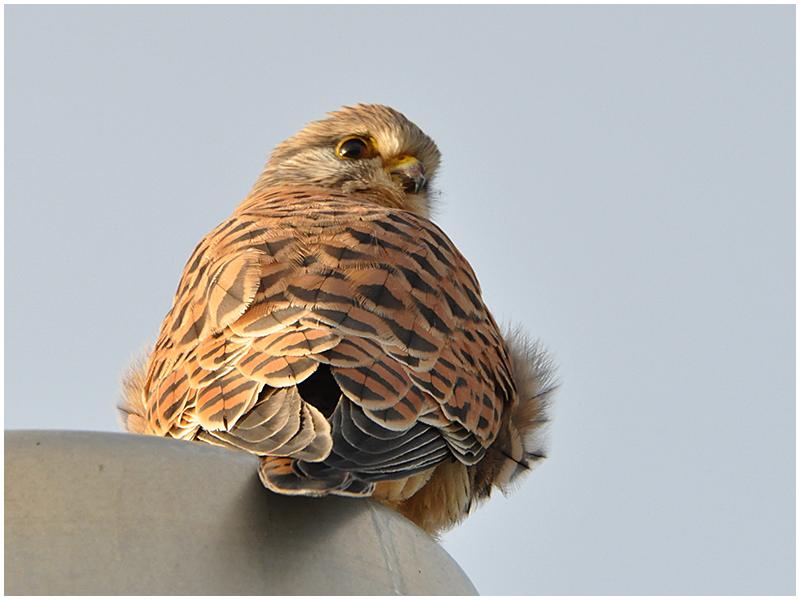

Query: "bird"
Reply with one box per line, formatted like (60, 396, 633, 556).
(118, 104, 556, 536)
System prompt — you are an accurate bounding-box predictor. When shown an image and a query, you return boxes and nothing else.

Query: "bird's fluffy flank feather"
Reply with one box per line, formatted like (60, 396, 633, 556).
(497, 327, 557, 491)
(117, 347, 151, 435)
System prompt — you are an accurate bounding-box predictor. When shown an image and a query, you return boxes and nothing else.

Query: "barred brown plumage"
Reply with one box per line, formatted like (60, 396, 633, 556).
(118, 104, 556, 535)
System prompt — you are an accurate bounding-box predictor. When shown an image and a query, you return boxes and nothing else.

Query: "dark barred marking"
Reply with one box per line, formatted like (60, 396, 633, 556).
(349, 228, 405, 253)
(238, 350, 264, 369)
(464, 286, 483, 311)
(171, 299, 192, 332)
(396, 265, 437, 295)
(324, 348, 365, 364)
(409, 372, 446, 399)
(445, 400, 472, 424)
(239, 306, 304, 334)
(352, 364, 403, 397)
(384, 212, 413, 226)
(195, 368, 223, 386)
(419, 224, 452, 258)
(161, 399, 183, 422)
(148, 360, 165, 384)
(452, 376, 469, 392)
(159, 374, 189, 418)
(287, 284, 354, 306)
(317, 268, 348, 280)
(399, 396, 417, 411)
(315, 308, 379, 335)
(475, 330, 491, 346)
(179, 314, 206, 346)
(439, 354, 458, 371)
(224, 229, 263, 249)
(259, 266, 294, 292)
(332, 370, 385, 403)
(198, 380, 256, 413)
(385, 320, 438, 354)
(442, 290, 469, 320)
(373, 219, 411, 238)
(214, 273, 250, 324)
(492, 380, 508, 404)
(429, 367, 453, 389)
(345, 228, 376, 245)
(322, 336, 380, 357)
(184, 248, 207, 278)
(280, 332, 339, 354)
(210, 216, 245, 239)
(254, 356, 316, 381)
(358, 284, 405, 311)
(480, 394, 493, 413)
(421, 237, 454, 269)
(459, 265, 481, 291)
(368, 407, 411, 427)
(387, 351, 420, 368)
(197, 344, 224, 366)
(260, 237, 294, 256)
(407, 250, 441, 280)
(216, 221, 253, 247)
(416, 302, 452, 334)
(476, 358, 494, 380)
(323, 245, 374, 262)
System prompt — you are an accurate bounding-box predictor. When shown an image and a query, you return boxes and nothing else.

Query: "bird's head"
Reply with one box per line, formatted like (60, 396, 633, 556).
(251, 104, 441, 217)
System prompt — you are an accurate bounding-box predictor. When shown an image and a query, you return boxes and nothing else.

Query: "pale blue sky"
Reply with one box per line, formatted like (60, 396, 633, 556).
(5, 5, 794, 594)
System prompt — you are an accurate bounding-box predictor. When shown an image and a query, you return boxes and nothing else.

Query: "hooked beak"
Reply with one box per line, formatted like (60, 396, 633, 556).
(386, 155, 427, 194)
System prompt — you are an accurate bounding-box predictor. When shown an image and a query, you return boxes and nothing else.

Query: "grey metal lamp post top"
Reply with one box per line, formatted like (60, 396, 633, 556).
(5, 430, 477, 595)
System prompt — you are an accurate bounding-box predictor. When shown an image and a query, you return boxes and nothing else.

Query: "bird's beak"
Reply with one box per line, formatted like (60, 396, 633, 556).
(386, 155, 427, 194)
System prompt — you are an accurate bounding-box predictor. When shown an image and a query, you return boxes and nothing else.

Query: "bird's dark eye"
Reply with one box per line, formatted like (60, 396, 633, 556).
(337, 137, 372, 160)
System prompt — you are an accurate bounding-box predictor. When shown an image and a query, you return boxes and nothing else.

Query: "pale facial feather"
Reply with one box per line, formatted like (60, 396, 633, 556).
(250, 104, 441, 216)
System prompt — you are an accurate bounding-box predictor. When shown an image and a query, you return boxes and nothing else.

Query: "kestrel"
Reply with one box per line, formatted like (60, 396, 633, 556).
(119, 104, 555, 535)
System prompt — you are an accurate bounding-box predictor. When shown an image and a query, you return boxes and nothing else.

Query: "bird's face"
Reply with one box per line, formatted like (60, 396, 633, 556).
(252, 104, 441, 217)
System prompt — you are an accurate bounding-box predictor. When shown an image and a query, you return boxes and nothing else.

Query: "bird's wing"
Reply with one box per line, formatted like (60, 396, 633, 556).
(142, 187, 516, 480)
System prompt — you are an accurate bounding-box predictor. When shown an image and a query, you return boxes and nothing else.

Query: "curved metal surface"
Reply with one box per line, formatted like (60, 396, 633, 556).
(5, 430, 477, 595)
